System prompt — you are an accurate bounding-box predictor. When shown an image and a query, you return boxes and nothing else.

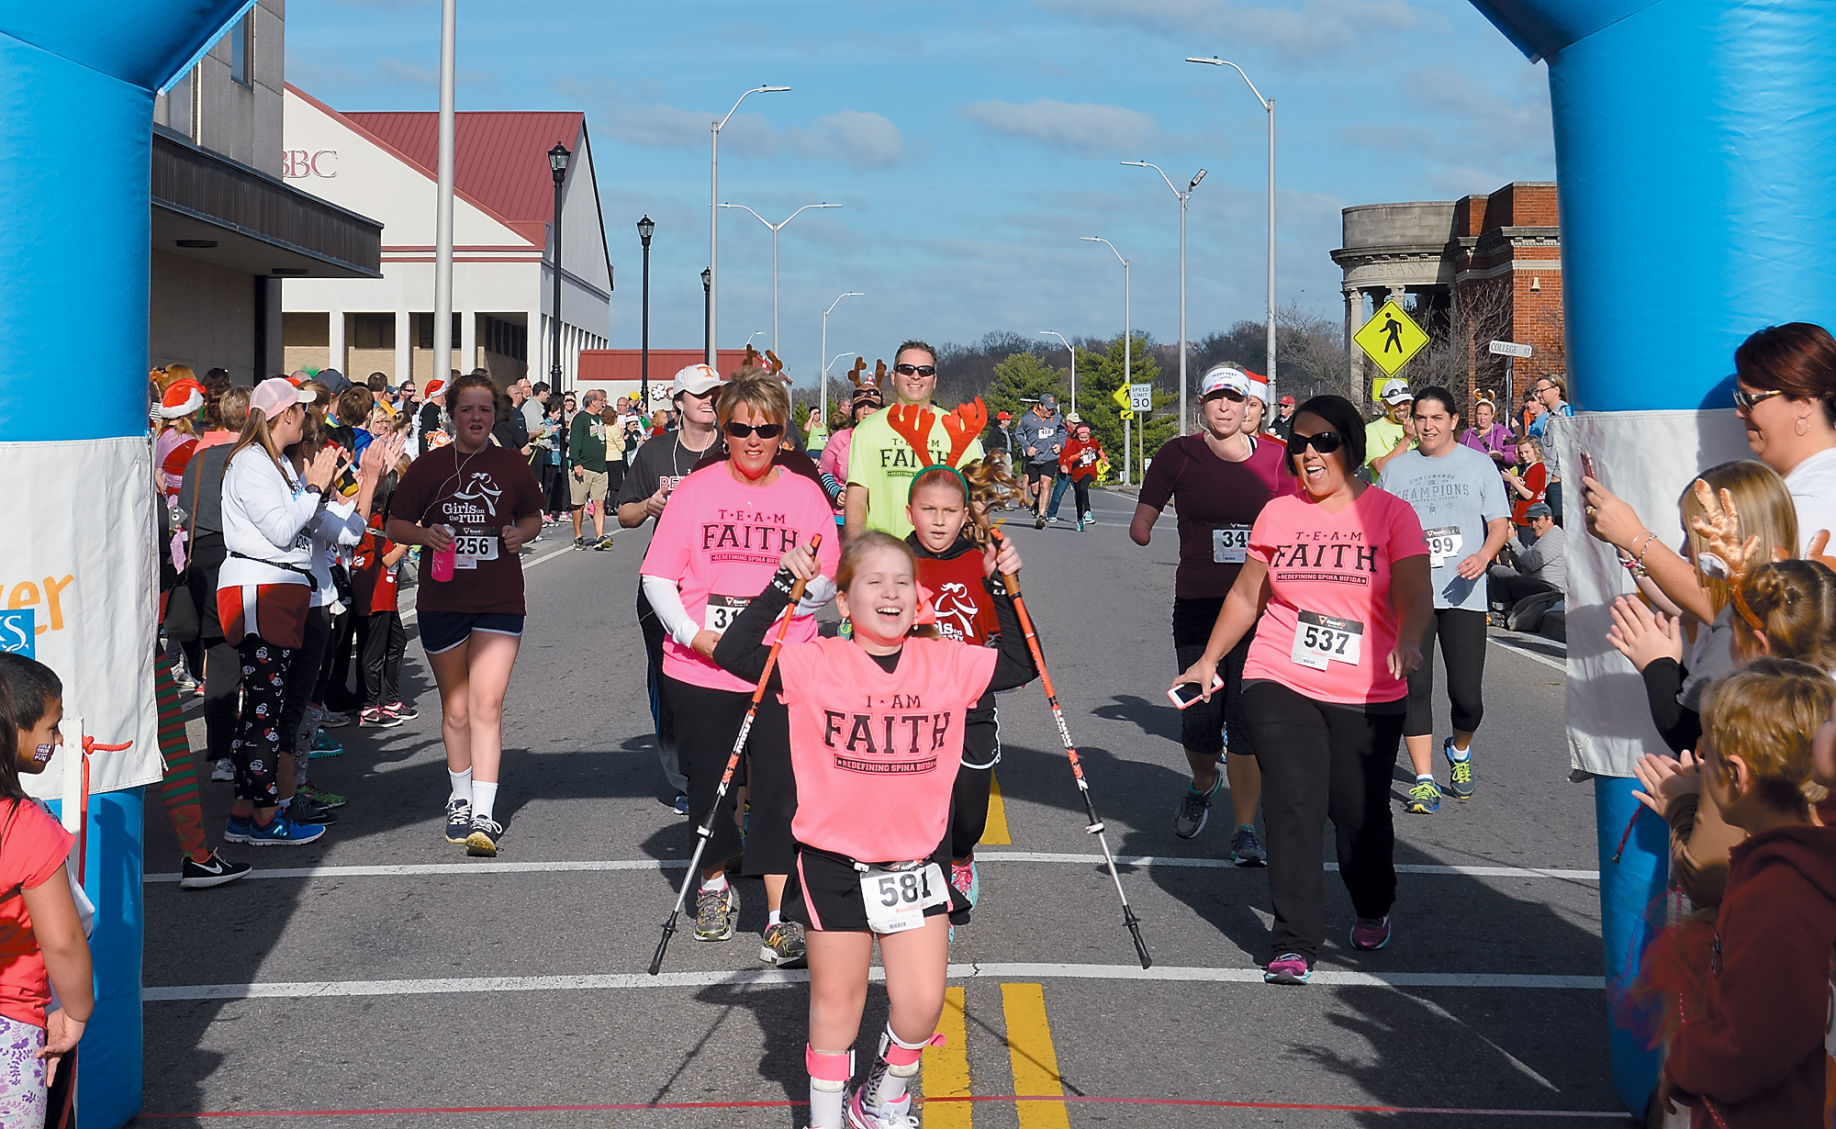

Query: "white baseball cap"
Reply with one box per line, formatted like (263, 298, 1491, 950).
(1199, 365, 1251, 399)
(1380, 379, 1414, 405)
(671, 363, 722, 398)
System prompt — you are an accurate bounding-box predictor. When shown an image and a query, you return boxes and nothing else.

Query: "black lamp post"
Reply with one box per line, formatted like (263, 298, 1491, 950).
(637, 215, 655, 408)
(547, 142, 570, 387)
(701, 267, 712, 358)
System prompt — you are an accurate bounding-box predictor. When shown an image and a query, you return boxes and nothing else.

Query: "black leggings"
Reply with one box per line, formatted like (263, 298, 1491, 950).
(281, 606, 332, 757)
(949, 711, 1001, 860)
(231, 636, 292, 805)
(1404, 607, 1488, 738)
(1242, 680, 1404, 965)
(663, 674, 796, 875)
(356, 610, 406, 707)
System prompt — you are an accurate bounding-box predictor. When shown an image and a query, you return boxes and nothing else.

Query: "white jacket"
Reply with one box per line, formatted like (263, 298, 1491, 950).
(216, 447, 323, 594)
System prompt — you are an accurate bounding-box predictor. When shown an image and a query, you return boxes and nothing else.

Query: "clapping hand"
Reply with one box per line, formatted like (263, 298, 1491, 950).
(1606, 595, 1682, 671)
(1631, 750, 1700, 819)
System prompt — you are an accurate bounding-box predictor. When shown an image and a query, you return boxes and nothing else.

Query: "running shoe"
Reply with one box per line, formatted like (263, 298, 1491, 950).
(444, 797, 473, 844)
(659, 791, 690, 817)
(595, 535, 616, 551)
(695, 884, 740, 942)
(1076, 517, 1085, 532)
(211, 758, 235, 782)
(846, 1089, 917, 1129)
(950, 859, 980, 908)
(466, 815, 504, 857)
(222, 815, 255, 844)
(288, 795, 339, 825)
(760, 920, 807, 967)
(308, 729, 344, 758)
(244, 815, 326, 847)
(298, 782, 348, 809)
(319, 710, 355, 729)
(1034, 515, 1045, 530)
(1229, 824, 1267, 867)
(1405, 778, 1442, 815)
(1444, 737, 1474, 799)
(574, 536, 587, 551)
(384, 701, 420, 721)
(172, 671, 199, 694)
(193, 682, 207, 698)
(361, 706, 403, 728)
(1350, 915, 1392, 951)
(1264, 952, 1312, 985)
(1082, 511, 1095, 526)
(179, 851, 253, 890)
(1173, 774, 1223, 839)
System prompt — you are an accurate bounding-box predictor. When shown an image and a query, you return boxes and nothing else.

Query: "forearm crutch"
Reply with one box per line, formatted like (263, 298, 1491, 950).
(649, 534, 821, 976)
(991, 529, 1151, 968)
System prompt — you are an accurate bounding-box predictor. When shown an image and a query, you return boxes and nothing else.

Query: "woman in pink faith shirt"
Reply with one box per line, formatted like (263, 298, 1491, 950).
(713, 531, 1034, 1129)
(1174, 394, 1432, 985)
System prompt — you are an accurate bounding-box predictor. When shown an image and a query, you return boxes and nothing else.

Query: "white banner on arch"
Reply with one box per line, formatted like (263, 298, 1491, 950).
(0, 437, 163, 797)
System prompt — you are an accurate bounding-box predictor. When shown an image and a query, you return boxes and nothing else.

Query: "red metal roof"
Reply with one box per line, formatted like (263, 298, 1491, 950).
(580, 350, 752, 384)
(343, 109, 583, 247)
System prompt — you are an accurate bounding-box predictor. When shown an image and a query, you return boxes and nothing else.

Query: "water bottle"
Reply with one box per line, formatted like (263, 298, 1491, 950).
(431, 524, 456, 582)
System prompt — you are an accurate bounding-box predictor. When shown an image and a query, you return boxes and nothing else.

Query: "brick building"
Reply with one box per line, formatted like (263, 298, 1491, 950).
(1331, 181, 1562, 409)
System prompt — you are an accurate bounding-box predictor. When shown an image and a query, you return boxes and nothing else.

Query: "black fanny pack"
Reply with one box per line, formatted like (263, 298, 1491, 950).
(228, 551, 320, 592)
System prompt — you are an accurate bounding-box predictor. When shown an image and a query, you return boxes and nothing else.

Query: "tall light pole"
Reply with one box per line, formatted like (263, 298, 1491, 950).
(637, 215, 654, 407)
(1123, 161, 1206, 436)
(1083, 235, 1131, 484)
(822, 291, 863, 426)
(432, 0, 455, 388)
(1038, 329, 1077, 415)
(709, 84, 789, 367)
(548, 143, 570, 389)
(719, 201, 840, 369)
(1188, 56, 1276, 395)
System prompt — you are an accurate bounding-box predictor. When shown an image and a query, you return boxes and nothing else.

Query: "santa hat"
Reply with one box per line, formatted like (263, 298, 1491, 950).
(423, 377, 449, 402)
(157, 377, 207, 419)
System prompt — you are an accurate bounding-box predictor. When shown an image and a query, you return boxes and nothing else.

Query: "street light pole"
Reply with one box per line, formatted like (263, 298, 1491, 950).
(432, 0, 455, 389)
(709, 84, 789, 368)
(1038, 330, 1077, 415)
(822, 291, 863, 426)
(1122, 161, 1206, 436)
(548, 143, 570, 389)
(637, 215, 654, 408)
(1083, 235, 1130, 484)
(719, 201, 840, 369)
(1188, 56, 1276, 395)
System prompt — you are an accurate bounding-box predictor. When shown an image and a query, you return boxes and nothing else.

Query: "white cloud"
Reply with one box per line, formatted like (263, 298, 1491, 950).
(1338, 65, 1554, 188)
(959, 99, 1159, 155)
(1037, 0, 1424, 59)
(554, 80, 904, 168)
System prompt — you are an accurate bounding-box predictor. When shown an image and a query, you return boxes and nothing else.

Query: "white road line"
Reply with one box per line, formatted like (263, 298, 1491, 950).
(143, 962, 1602, 1002)
(1486, 633, 1567, 673)
(143, 851, 1598, 884)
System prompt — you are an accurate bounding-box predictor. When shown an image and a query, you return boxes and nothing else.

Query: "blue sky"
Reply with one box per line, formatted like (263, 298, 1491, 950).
(287, 0, 1554, 383)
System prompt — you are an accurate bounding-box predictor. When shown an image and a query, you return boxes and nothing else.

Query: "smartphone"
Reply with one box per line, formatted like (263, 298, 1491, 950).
(1580, 452, 1598, 482)
(1167, 674, 1225, 711)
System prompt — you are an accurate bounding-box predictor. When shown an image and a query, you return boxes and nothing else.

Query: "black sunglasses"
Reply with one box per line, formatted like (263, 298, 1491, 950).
(893, 363, 937, 377)
(723, 421, 785, 440)
(1285, 430, 1346, 457)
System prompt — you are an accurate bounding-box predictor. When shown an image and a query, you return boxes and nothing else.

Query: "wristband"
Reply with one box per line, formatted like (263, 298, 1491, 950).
(1630, 532, 1656, 579)
(770, 568, 798, 598)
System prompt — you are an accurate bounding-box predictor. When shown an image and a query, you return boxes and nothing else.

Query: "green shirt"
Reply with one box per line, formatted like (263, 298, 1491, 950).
(570, 412, 608, 474)
(1364, 416, 1411, 469)
(846, 405, 985, 540)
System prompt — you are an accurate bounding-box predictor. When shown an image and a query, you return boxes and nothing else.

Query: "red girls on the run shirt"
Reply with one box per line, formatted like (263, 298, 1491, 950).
(389, 444, 542, 615)
(641, 462, 840, 694)
(1242, 488, 1428, 706)
(778, 637, 997, 863)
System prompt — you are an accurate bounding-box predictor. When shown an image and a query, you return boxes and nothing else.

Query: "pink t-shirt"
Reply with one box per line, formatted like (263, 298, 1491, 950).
(818, 428, 854, 509)
(642, 461, 841, 693)
(1242, 487, 1429, 706)
(779, 636, 997, 862)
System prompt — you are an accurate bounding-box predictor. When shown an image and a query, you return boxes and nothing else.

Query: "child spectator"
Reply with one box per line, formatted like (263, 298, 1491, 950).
(0, 655, 96, 1125)
(352, 472, 413, 727)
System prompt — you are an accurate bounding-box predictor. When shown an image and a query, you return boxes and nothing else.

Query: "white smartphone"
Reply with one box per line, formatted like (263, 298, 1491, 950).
(1167, 674, 1225, 711)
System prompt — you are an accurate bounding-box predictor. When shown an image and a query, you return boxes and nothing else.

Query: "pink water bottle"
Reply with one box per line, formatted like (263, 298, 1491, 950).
(431, 524, 456, 582)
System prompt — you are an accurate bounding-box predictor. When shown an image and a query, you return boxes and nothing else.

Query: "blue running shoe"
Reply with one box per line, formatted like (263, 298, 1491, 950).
(1443, 737, 1474, 799)
(1405, 778, 1441, 815)
(223, 815, 255, 844)
(245, 815, 326, 847)
(1230, 824, 1267, 867)
(308, 729, 343, 759)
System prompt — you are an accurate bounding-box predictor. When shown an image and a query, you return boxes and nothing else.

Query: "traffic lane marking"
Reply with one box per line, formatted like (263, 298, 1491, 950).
(1002, 983, 1070, 1129)
(143, 852, 1599, 884)
(143, 962, 1606, 1002)
(923, 986, 972, 1129)
(980, 773, 1011, 846)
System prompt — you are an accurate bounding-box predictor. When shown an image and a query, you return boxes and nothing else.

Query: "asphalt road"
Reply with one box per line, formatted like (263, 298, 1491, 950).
(143, 487, 1619, 1128)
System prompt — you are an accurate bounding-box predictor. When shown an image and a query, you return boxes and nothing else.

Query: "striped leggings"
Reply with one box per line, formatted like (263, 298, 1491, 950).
(154, 651, 210, 865)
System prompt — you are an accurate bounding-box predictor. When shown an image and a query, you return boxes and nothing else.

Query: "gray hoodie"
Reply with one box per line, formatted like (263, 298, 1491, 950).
(1019, 407, 1066, 468)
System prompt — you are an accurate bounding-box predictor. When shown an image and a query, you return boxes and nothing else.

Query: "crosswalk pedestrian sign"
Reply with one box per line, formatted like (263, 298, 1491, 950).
(1353, 300, 1429, 377)
(1111, 385, 1130, 410)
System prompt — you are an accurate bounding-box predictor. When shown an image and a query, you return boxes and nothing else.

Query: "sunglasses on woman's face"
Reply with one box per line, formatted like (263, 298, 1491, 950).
(893, 363, 936, 377)
(723, 420, 784, 440)
(1732, 385, 1786, 412)
(1285, 430, 1345, 457)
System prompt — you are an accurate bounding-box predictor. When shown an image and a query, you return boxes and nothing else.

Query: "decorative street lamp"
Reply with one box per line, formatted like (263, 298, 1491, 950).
(1083, 235, 1133, 484)
(1122, 161, 1205, 435)
(718, 201, 840, 372)
(709, 85, 790, 366)
(637, 214, 654, 408)
(1039, 330, 1077, 415)
(548, 142, 570, 388)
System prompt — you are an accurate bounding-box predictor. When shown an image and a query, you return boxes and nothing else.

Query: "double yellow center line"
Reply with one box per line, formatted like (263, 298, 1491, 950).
(923, 981, 1070, 1128)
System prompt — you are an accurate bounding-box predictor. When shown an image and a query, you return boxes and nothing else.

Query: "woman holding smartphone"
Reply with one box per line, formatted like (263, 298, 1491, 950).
(1174, 394, 1432, 984)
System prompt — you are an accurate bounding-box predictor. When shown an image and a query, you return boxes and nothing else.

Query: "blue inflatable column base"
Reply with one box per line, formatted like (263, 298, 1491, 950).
(1593, 776, 1668, 1119)
(45, 788, 145, 1129)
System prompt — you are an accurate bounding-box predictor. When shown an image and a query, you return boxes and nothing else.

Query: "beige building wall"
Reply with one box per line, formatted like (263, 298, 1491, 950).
(150, 252, 259, 379)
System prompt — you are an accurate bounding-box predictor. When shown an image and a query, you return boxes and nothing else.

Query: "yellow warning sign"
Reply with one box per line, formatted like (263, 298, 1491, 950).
(1119, 409, 1135, 421)
(1353, 300, 1429, 377)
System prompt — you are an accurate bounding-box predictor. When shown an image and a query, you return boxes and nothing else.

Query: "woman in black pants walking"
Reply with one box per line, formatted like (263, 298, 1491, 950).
(1175, 395, 1433, 983)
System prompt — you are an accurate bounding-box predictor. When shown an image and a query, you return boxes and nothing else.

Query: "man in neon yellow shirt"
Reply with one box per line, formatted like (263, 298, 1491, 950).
(844, 339, 984, 540)
(1365, 378, 1417, 476)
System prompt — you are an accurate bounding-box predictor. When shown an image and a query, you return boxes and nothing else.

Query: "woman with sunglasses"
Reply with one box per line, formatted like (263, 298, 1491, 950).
(1173, 394, 1432, 984)
(1582, 322, 1836, 623)
(1130, 365, 1289, 860)
(640, 367, 840, 966)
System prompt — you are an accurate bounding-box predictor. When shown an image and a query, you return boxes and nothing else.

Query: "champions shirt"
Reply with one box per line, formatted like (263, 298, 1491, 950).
(1242, 487, 1428, 706)
(779, 636, 997, 862)
(846, 407, 985, 540)
(641, 462, 840, 693)
(1379, 444, 1511, 612)
(389, 444, 543, 616)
